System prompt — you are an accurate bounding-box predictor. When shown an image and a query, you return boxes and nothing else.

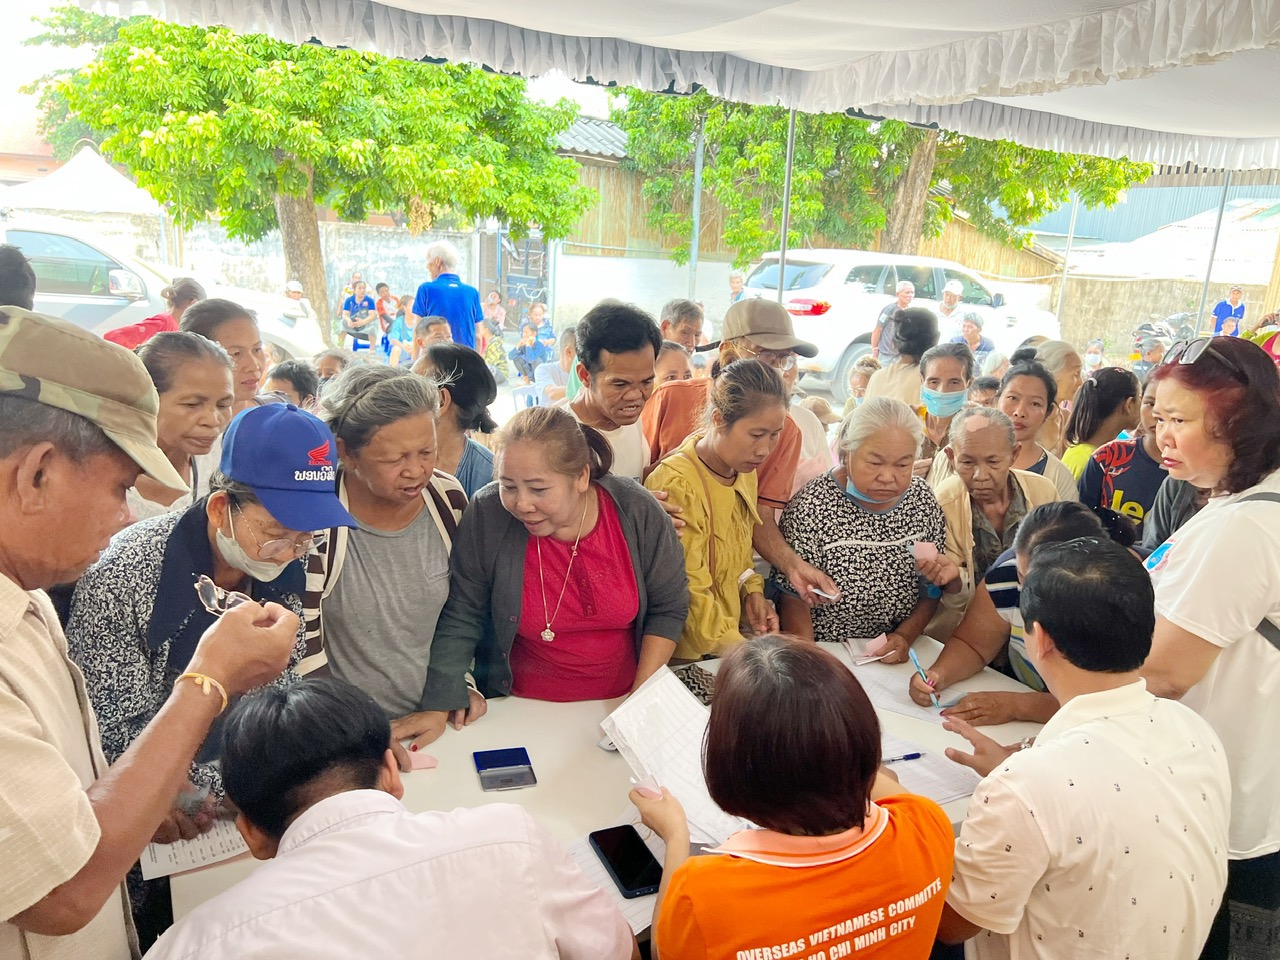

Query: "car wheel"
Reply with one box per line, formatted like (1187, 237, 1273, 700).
(831, 341, 873, 405)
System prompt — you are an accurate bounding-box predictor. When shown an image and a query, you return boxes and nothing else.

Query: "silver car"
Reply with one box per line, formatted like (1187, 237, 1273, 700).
(2, 212, 327, 361)
(744, 249, 1061, 402)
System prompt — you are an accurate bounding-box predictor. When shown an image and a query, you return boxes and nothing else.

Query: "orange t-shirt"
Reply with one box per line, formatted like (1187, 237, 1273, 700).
(642, 378, 802, 510)
(655, 795, 953, 960)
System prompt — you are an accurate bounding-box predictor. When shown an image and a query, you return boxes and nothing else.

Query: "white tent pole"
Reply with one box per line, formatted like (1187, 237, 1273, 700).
(776, 108, 797, 303)
(1053, 193, 1079, 318)
(687, 117, 705, 299)
(1196, 170, 1232, 335)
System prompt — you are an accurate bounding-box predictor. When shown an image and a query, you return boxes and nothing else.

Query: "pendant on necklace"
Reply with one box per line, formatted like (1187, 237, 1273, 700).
(540, 628, 555, 643)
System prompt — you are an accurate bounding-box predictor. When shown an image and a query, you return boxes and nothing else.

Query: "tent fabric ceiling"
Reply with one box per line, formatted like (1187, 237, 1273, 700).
(96, 0, 1280, 169)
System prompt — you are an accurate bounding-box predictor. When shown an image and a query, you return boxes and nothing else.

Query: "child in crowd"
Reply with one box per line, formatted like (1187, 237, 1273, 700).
(842, 354, 881, 416)
(655, 340, 694, 384)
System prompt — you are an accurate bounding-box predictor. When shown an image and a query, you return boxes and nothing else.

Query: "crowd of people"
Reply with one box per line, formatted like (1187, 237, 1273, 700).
(2, 234, 1280, 960)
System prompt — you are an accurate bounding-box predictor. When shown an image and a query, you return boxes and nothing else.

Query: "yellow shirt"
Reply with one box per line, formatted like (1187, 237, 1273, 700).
(644, 435, 763, 659)
(1060, 442, 1097, 479)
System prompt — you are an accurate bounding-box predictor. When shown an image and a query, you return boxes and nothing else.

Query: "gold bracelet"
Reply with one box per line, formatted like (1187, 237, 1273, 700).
(176, 672, 229, 714)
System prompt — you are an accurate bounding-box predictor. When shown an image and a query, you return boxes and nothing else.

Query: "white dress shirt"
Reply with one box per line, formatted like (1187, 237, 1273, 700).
(947, 680, 1230, 960)
(145, 791, 633, 960)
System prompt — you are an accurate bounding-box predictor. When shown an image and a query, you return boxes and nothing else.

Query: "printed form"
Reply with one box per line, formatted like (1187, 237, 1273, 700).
(881, 733, 980, 806)
(601, 667, 748, 846)
(140, 817, 249, 880)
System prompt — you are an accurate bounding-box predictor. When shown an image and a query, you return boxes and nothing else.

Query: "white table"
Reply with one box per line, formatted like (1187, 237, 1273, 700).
(170, 636, 1042, 918)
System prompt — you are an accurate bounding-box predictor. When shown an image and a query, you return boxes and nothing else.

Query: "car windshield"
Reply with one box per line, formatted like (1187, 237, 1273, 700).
(746, 261, 832, 291)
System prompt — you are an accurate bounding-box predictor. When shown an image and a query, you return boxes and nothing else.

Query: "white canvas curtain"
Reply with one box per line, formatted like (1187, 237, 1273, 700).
(92, 0, 1280, 168)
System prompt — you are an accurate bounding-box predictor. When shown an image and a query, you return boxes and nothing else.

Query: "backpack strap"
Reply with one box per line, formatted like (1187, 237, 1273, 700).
(1234, 492, 1280, 651)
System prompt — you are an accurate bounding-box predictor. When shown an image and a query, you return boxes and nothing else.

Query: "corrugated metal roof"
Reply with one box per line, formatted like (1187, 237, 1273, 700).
(556, 117, 628, 159)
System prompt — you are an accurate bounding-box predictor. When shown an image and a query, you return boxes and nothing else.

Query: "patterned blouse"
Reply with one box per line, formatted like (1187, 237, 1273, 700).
(65, 502, 306, 797)
(777, 472, 946, 642)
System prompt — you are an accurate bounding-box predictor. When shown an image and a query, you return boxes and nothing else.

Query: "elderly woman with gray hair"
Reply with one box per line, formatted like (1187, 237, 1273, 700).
(306, 364, 474, 737)
(776, 396, 958, 662)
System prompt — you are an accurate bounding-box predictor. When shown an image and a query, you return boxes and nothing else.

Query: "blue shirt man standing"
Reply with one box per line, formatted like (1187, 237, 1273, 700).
(410, 240, 481, 350)
(1212, 285, 1245, 336)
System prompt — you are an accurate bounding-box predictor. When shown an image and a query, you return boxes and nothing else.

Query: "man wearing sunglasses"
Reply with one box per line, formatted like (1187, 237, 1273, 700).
(0, 310, 306, 959)
(62, 402, 358, 946)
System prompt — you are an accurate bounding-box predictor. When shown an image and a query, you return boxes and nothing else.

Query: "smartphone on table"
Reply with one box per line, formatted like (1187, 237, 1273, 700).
(472, 747, 537, 792)
(589, 824, 663, 898)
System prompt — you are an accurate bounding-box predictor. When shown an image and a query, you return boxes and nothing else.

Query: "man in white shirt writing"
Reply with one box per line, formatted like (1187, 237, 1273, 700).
(938, 536, 1230, 959)
(147, 677, 638, 960)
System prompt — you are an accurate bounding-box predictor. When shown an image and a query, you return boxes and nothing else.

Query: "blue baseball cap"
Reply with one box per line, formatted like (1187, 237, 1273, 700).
(220, 404, 356, 532)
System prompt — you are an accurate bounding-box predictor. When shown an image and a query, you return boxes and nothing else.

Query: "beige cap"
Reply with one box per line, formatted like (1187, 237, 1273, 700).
(0, 307, 188, 491)
(698, 298, 818, 357)
(800, 395, 841, 425)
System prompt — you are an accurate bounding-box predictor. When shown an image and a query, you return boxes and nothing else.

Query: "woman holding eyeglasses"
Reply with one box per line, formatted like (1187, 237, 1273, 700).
(64, 404, 353, 940)
(310, 364, 471, 740)
(1138, 335, 1280, 960)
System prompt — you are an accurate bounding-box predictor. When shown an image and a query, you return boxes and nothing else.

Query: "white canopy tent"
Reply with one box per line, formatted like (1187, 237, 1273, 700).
(94, 0, 1280, 169)
(5, 145, 163, 216)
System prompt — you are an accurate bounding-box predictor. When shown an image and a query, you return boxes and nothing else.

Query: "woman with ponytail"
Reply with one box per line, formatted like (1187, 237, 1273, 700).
(1060, 366, 1141, 478)
(415, 406, 687, 741)
(646, 359, 788, 660)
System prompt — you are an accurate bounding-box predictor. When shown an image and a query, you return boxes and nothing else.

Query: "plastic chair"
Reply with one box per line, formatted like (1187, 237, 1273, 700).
(512, 382, 542, 408)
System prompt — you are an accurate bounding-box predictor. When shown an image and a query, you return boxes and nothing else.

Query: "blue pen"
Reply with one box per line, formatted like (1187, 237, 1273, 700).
(884, 752, 923, 763)
(907, 648, 941, 708)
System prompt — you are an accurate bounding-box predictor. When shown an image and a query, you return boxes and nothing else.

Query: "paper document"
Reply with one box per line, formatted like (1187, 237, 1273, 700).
(567, 815, 666, 934)
(851, 660, 958, 723)
(140, 817, 249, 880)
(882, 734, 981, 806)
(601, 668, 748, 846)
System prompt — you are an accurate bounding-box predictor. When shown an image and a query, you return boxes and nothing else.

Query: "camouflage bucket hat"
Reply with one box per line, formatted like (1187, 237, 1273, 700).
(0, 307, 188, 490)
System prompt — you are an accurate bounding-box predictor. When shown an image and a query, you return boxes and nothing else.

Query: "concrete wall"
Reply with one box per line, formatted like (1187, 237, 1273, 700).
(179, 221, 478, 318)
(17, 209, 170, 264)
(1058, 277, 1268, 353)
(552, 250, 737, 335)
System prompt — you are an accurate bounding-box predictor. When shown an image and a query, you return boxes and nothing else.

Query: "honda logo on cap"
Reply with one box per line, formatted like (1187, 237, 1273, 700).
(308, 441, 332, 466)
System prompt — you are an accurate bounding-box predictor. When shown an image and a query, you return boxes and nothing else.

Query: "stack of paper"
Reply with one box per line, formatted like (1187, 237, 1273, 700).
(601, 668, 748, 846)
(882, 733, 981, 806)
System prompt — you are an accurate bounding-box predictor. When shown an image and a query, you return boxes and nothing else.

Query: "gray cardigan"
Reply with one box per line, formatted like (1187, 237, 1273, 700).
(420, 475, 688, 710)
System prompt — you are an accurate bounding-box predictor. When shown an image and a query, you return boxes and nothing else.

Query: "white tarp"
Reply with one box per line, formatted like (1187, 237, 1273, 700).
(4, 145, 163, 216)
(91, 0, 1280, 169)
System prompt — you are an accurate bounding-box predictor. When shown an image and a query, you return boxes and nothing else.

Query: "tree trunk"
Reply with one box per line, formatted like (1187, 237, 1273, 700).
(274, 185, 332, 346)
(881, 129, 940, 255)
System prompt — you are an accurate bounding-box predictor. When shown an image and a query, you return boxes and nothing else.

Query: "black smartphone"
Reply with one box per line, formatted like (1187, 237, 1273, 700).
(472, 748, 537, 791)
(588, 824, 663, 899)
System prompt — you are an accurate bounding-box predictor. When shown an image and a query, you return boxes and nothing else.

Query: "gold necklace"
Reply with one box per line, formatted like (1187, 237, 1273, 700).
(536, 494, 590, 642)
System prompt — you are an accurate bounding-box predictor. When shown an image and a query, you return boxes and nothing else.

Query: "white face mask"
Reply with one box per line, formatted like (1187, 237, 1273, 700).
(216, 510, 293, 583)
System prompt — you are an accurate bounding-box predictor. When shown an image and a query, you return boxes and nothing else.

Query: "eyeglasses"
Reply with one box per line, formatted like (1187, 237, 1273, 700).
(230, 505, 327, 561)
(195, 574, 254, 616)
(738, 341, 797, 371)
(1162, 337, 1247, 382)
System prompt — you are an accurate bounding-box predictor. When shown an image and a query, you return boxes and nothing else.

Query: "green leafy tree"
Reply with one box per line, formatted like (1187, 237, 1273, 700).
(48, 14, 593, 338)
(20, 6, 136, 159)
(615, 89, 1151, 265)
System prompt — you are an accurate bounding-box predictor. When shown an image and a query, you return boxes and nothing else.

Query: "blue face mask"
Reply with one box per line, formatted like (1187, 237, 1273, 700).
(844, 478, 904, 508)
(921, 386, 967, 418)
